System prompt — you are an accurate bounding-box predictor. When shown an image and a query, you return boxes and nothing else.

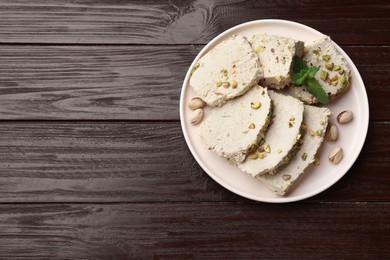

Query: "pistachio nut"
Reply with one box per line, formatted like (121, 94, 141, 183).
(326, 124, 338, 141)
(188, 97, 206, 110)
(337, 110, 353, 124)
(329, 146, 343, 164)
(190, 108, 204, 125)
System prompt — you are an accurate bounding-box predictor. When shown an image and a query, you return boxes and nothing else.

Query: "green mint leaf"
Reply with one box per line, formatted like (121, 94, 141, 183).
(292, 56, 308, 74)
(292, 70, 307, 85)
(307, 66, 319, 78)
(292, 66, 320, 85)
(292, 56, 329, 104)
(306, 78, 329, 104)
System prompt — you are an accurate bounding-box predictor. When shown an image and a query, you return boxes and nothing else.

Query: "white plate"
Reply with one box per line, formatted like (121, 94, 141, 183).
(179, 19, 369, 203)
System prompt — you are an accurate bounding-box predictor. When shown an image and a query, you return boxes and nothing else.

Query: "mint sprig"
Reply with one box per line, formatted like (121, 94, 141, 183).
(292, 56, 329, 104)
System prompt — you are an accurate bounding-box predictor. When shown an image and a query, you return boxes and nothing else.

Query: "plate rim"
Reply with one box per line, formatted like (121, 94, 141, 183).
(179, 19, 369, 203)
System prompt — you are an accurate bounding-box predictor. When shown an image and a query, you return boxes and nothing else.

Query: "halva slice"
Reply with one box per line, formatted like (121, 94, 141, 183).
(257, 105, 331, 195)
(190, 34, 263, 107)
(250, 34, 304, 89)
(200, 86, 272, 164)
(286, 35, 352, 104)
(237, 91, 304, 176)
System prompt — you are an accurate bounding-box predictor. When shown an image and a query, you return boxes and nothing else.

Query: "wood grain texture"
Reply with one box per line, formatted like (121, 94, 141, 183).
(0, 203, 388, 259)
(0, 45, 201, 120)
(0, 2, 388, 259)
(0, 121, 388, 203)
(0, 0, 389, 44)
(0, 45, 389, 120)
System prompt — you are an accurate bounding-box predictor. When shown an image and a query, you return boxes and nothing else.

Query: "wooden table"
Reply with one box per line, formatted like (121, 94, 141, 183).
(0, 1, 389, 258)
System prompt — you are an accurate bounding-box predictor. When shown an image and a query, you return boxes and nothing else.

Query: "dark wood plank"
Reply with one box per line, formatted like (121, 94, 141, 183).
(0, 45, 201, 120)
(0, 202, 388, 259)
(0, 0, 389, 44)
(0, 45, 389, 120)
(0, 121, 388, 203)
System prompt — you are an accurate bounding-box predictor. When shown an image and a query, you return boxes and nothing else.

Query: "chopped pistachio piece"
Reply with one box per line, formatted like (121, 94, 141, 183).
(264, 143, 271, 153)
(289, 115, 295, 121)
(325, 63, 334, 70)
(333, 65, 341, 71)
(330, 74, 339, 81)
(248, 123, 255, 129)
(191, 63, 200, 75)
(277, 149, 282, 154)
(302, 152, 308, 161)
(288, 122, 293, 128)
(340, 74, 347, 85)
(331, 80, 338, 86)
(309, 129, 315, 136)
(250, 101, 261, 109)
(248, 153, 258, 159)
(320, 70, 328, 81)
(316, 129, 322, 136)
(256, 45, 265, 53)
(258, 152, 267, 159)
(231, 79, 237, 89)
(339, 69, 345, 75)
(322, 55, 331, 61)
(216, 81, 223, 87)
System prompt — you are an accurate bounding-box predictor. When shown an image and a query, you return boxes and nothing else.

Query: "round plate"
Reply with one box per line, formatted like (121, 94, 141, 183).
(179, 19, 369, 203)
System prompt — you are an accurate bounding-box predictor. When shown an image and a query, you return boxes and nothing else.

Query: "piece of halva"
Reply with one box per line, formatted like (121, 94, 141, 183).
(199, 86, 272, 164)
(237, 91, 304, 176)
(257, 105, 331, 195)
(285, 36, 352, 104)
(190, 35, 263, 107)
(250, 34, 304, 89)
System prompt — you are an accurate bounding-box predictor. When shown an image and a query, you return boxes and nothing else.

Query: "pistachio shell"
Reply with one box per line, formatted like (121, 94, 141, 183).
(188, 97, 206, 110)
(329, 146, 343, 164)
(326, 124, 338, 141)
(337, 110, 353, 124)
(190, 108, 204, 125)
